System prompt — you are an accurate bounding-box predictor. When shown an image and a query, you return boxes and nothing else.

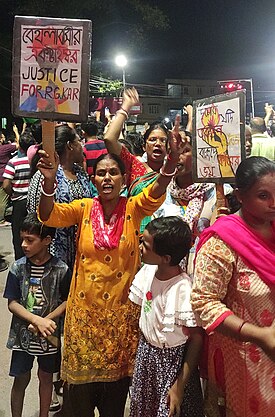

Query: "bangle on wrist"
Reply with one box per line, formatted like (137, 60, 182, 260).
(159, 166, 177, 177)
(217, 207, 230, 215)
(41, 180, 57, 197)
(120, 107, 129, 116)
(116, 109, 128, 119)
(237, 320, 248, 334)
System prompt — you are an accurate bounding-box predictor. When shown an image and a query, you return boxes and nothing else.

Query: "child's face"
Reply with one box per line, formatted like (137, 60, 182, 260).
(140, 229, 162, 265)
(21, 231, 50, 261)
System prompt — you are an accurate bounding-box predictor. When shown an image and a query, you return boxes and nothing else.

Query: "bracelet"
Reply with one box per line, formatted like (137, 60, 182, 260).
(116, 109, 128, 119)
(237, 320, 248, 333)
(217, 207, 230, 215)
(41, 180, 57, 197)
(120, 107, 129, 116)
(159, 166, 177, 177)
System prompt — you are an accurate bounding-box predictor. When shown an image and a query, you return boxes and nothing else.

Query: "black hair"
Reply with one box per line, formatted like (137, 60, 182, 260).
(19, 132, 36, 152)
(143, 122, 169, 144)
(5, 134, 16, 144)
(270, 123, 275, 137)
(30, 121, 42, 143)
(126, 132, 144, 156)
(93, 153, 126, 176)
(55, 125, 77, 156)
(30, 143, 42, 177)
(235, 156, 275, 193)
(145, 216, 192, 266)
(118, 138, 134, 154)
(75, 124, 85, 141)
(225, 191, 241, 214)
(250, 117, 266, 134)
(81, 116, 99, 137)
(21, 213, 56, 240)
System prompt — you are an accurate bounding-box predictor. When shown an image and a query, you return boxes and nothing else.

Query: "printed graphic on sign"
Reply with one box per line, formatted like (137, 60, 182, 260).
(12, 16, 91, 122)
(193, 91, 246, 183)
(20, 25, 83, 114)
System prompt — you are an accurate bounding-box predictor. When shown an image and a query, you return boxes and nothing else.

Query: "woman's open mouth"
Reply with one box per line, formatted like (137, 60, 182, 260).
(102, 184, 113, 193)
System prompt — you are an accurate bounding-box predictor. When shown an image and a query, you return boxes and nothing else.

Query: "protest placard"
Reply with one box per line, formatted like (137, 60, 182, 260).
(12, 16, 91, 122)
(193, 90, 246, 183)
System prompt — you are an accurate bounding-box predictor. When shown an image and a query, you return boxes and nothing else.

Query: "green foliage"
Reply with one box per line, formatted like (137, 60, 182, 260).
(97, 79, 123, 97)
(127, 0, 169, 30)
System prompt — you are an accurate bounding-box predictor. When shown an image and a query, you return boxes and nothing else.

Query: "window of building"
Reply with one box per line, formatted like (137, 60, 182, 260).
(148, 104, 160, 114)
(183, 87, 189, 95)
(197, 87, 202, 95)
(210, 87, 215, 94)
(167, 84, 182, 97)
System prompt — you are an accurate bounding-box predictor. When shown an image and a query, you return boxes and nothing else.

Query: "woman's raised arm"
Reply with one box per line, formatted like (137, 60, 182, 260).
(36, 150, 59, 221)
(104, 87, 139, 155)
(150, 115, 183, 199)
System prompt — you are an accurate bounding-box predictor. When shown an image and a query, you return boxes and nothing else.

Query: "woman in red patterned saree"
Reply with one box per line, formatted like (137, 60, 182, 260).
(191, 156, 275, 417)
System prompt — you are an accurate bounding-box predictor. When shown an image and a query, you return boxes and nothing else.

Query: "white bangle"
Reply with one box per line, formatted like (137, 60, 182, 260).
(116, 109, 128, 119)
(159, 166, 177, 177)
(41, 180, 57, 197)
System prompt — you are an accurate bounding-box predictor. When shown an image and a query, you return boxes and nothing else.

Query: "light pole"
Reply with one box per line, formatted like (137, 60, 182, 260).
(115, 54, 127, 89)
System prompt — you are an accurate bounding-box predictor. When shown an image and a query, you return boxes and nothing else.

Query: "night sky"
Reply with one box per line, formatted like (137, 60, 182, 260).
(1, 0, 275, 117)
(101, 0, 275, 90)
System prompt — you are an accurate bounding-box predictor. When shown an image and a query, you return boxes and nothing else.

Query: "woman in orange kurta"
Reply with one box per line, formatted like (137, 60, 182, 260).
(37, 103, 181, 416)
(191, 156, 275, 417)
(42, 180, 165, 385)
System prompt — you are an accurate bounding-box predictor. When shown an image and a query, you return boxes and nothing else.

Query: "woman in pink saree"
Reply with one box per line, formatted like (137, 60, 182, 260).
(191, 156, 275, 417)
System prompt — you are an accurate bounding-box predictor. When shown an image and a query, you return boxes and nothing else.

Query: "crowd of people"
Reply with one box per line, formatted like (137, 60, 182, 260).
(1, 87, 275, 417)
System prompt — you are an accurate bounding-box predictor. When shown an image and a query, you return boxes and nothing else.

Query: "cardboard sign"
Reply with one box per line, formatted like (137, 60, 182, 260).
(12, 16, 91, 122)
(193, 90, 246, 183)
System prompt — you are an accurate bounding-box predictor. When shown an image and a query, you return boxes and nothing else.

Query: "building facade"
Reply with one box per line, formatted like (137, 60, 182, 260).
(135, 78, 219, 125)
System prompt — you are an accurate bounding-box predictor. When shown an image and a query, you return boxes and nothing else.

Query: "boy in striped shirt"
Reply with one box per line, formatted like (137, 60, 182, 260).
(3, 132, 35, 259)
(3, 213, 71, 417)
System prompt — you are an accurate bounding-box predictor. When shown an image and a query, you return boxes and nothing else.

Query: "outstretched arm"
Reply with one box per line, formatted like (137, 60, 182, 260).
(264, 103, 274, 128)
(12, 124, 20, 146)
(184, 105, 193, 134)
(36, 150, 59, 221)
(217, 315, 275, 362)
(104, 87, 139, 155)
(150, 115, 183, 199)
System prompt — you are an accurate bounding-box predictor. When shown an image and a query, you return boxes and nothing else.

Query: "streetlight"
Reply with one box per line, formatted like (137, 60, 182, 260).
(115, 54, 127, 89)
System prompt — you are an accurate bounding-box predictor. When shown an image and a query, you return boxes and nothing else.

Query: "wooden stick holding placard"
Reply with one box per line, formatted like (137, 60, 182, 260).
(42, 120, 55, 166)
(210, 183, 230, 225)
(216, 183, 230, 219)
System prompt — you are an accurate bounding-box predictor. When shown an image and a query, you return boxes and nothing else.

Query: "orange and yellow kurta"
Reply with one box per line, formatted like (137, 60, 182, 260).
(42, 184, 165, 384)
